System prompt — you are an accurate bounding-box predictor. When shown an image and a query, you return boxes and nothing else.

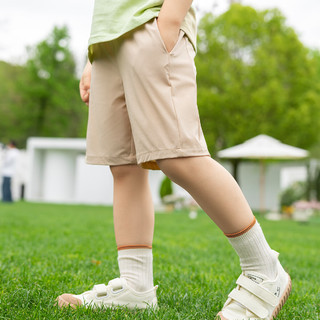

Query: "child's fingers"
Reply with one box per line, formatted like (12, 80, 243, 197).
(80, 89, 90, 105)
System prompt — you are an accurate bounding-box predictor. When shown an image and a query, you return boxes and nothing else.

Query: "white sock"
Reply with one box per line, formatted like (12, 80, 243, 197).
(117, 248, 154, 292)
(227, 220, 278, 279)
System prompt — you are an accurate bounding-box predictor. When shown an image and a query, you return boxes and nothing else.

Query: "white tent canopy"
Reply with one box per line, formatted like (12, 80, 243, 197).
(218, 134, 308, 160)
(218, 134, 309, 212)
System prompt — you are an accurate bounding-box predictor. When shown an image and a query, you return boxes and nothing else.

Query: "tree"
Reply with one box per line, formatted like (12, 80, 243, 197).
(0, 61, 26, 145)
(196, 4, 320, 155)
(159, 176, 173, 200)
(17, 26, 87, 145)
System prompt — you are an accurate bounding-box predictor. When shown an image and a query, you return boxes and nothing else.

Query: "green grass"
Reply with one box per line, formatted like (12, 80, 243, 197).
(0, 202, 319, 319)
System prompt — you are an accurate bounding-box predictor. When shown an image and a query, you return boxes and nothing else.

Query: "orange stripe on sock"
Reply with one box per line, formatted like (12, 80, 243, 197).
(117, 245, 152, 251)
(224, 217, 256, 238)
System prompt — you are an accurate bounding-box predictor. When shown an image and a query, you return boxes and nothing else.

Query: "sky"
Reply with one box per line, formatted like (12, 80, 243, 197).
(1, 0, 319, 74)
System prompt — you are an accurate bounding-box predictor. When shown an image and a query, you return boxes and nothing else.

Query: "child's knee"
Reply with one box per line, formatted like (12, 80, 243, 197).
(110, 164, 144, 180)
(156, 158, 186, 181)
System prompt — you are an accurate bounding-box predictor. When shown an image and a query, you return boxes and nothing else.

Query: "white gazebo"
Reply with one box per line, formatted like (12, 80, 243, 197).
(218, 135, 309, 211)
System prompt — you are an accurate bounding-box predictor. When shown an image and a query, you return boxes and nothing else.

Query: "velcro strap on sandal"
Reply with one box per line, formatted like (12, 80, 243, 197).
(236, 274, 278, 306)
(229, 288, 269, 319)
(108, 278, 124, 291)
(93, 284, 108, 295)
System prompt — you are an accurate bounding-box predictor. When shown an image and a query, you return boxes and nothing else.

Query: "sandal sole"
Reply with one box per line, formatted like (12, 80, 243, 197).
(271, 273, 291, 319)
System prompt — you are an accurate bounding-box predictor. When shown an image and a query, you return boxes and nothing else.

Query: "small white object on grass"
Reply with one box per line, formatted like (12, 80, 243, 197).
(189, 210, 198, 219)
(265, 212, 282, 221)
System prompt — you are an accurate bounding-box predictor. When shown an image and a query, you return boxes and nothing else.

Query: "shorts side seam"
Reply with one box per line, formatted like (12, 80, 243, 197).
(168, 54, 182, 150)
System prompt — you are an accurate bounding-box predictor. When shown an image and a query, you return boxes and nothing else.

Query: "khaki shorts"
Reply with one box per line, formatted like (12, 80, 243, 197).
(86, 18, 210, 170)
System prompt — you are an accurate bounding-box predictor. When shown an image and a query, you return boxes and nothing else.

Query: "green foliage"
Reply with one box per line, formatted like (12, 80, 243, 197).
(22, 26, 87, 140)
(159, 176, 173, 199)
(0, 202, 319, 319)
(315, 166, 320, 201)
(280, 181, 307, 207)
(305, 163, 320, 201)
(0, 62, 26, 145)
(196, 4, 320, 155)
(0, 26, 87, 147)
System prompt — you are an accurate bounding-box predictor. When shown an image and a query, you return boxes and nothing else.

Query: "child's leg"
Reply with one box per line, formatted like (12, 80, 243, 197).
(110, 164, 154, 247)
(156, 156, 279, 277)
(157, 156, 254, 233)
(57, 164, 156, 308)
(157, 156, 291, 319)
(110, 164, 155, 293)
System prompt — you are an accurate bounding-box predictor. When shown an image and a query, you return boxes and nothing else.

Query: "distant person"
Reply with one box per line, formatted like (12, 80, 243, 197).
(1, 140, 20, 203)
(57, 1, 291, 319)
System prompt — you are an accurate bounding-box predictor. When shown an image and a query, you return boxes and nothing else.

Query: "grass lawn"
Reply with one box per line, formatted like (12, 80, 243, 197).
(0, 202, 319, 319)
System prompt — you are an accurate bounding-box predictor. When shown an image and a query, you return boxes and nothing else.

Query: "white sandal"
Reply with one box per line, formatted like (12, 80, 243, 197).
(57, 278, 158, 310)
(217, 260, 291, 319)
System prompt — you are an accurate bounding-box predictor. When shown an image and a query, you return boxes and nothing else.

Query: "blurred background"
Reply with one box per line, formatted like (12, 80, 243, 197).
(1, 4, 319, 318)
(1, 0, 320, 218)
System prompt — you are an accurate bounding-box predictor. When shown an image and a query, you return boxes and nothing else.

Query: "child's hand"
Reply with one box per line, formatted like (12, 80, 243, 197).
(79, 60, 92, 106)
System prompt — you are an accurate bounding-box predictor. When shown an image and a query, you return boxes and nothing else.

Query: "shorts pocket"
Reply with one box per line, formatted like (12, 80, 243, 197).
(153, 18, 185, 54)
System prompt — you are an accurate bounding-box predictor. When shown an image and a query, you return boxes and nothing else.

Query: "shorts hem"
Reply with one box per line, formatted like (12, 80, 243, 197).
(137, 148, 211, 165)
(86, 155, 137, 166)
(86, 148, 211, 168)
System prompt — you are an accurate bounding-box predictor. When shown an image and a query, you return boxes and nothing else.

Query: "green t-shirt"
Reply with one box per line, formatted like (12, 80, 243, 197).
(88, 0, 196, 61)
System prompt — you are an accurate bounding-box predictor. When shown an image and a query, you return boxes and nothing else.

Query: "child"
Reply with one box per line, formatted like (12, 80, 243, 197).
(1, 140, 20, 203)
(57, 1, 291, 318)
